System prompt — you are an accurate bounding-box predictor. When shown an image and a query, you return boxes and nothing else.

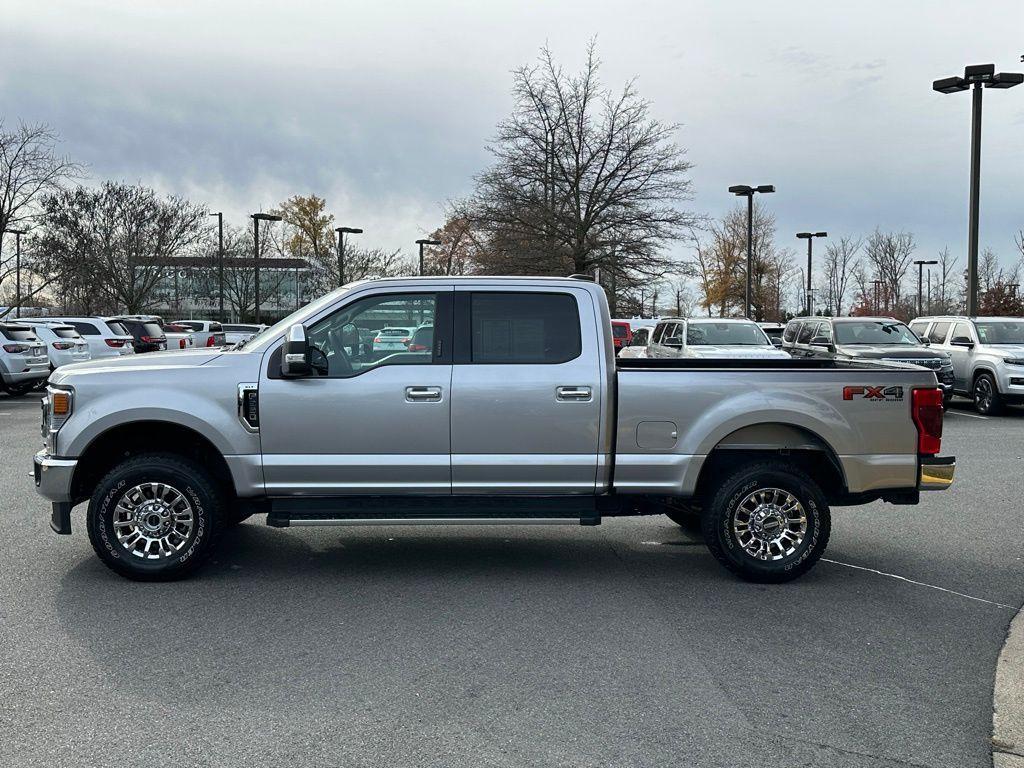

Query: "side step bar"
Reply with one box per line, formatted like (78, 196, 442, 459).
(265, 495, 609, 528)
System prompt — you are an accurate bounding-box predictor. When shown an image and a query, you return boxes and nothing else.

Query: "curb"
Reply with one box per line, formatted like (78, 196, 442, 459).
(994, 607, 1024, 767)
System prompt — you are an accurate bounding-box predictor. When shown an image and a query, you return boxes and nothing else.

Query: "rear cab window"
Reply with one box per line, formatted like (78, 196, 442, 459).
(469, 292, 581, 364)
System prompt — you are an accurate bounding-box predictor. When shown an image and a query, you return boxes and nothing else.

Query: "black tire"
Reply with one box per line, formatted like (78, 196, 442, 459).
(87, 453, 225, 581)
(943, 391, 953, 408)
(701, 461, 830, 583)
(973, 372, 1003, 416)
(4, 382, 36, 396)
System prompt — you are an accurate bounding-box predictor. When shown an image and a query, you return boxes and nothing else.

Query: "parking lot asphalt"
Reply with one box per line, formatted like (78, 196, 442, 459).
(1, 392, 1022, 768)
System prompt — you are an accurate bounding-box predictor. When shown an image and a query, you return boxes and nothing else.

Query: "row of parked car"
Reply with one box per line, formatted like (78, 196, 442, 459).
(0, 315, 266, 396)
(612, 314, 1024, 415)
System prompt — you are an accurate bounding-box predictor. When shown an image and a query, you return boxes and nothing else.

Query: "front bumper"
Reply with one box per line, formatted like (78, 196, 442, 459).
(919, 455, 955, 490)
(33, 451, 77, 534)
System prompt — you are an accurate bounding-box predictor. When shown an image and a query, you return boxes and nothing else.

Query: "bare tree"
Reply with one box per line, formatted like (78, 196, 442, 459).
(820, 236, 861, 315)
(934, 247, 961, 314)
(33, 182, 207, 314)
(864, 229, 915, 315)
(0, 122, 82, 312)
(464, 42, 696, 287)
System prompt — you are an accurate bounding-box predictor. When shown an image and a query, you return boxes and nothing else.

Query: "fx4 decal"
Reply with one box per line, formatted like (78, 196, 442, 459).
(843, 385, 904, 402)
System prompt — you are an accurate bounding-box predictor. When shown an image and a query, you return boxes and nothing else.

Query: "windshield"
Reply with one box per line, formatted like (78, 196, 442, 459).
(687, 322, 771, 346)
(834, 321, 918, 345)
(243, 286, 352, 352)
(975, 321, 1024, 345)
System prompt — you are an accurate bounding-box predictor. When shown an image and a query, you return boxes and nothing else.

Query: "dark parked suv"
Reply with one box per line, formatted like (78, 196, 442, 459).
(782, 316, 955, 402)
(111, 316, 167, 354)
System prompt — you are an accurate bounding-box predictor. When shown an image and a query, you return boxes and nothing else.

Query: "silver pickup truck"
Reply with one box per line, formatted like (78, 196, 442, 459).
(33, 276, 955, 583)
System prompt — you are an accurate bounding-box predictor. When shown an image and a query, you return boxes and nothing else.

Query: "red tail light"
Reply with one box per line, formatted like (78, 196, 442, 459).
(373, 337, 382, 344)
(912, 387, 943, 455)
(179, 339, 186, 349)
(408, 343, 428, 352)
(52, 341, 74, 350)
(206, 334, 216, 347)
(104, 339, 126, 348)
(3, 344, 28, 353)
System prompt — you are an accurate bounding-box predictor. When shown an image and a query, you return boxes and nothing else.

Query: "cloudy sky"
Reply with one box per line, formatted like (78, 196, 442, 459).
(3, 0, 1023, 272)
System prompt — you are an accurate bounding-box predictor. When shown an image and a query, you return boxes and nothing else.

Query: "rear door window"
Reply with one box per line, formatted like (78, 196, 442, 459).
(796, 323, 815, 344)
(469, 292, 581, 364)
(927, 322, 951, 344)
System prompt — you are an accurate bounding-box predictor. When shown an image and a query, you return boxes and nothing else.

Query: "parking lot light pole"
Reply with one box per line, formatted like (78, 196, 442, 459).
(416, 239, 442, 276)
(933, 63, 1023, 316)
(210, 212, 224, 322)
(728, 185, 774, 319)
(796, 231, 827, 316)
(250, 213, 282, 324)
(335, 226, 363, 287)
(913, 259, 938, 317)
(3, 228, 28, 318)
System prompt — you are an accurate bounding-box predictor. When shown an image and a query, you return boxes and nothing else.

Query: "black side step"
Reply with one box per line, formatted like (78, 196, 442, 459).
(266, 495, 606, 528)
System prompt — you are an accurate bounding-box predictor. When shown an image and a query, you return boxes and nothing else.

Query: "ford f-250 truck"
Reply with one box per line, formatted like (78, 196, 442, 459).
(33, 276, 955, 582)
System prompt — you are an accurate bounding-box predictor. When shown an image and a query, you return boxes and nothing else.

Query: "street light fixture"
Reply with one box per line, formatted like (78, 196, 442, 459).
(209, 212, 225, 322)
(250, 212, 282, 324)
(335, 226, 363, 287)
(933, 63, 1023, 316)
(415, 238, 442, 276)
(913, 259, 939, 317)
(796, 231, 828, 316)
(728, 184, 774, 318)
(2, 227, 28, 318)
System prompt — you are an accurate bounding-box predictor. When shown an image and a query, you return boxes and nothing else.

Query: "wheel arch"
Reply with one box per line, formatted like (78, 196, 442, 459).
(71, 420, 234, 505)
(693, 422, 847, 504)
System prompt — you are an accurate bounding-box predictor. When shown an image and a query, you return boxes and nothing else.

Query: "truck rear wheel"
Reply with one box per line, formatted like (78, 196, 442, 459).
(86, 453, 224, 581)
(701, 461, 830, 583)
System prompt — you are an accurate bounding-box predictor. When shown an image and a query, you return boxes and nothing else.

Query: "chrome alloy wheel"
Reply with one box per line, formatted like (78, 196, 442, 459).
(732, 487, 808, 561)
(113, 483, 195, 560)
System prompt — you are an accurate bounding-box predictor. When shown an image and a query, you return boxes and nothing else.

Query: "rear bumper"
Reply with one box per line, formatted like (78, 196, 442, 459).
(919, 455, 955, 490)
(2, 368, 49, 385)
(33, 451, 77, 534)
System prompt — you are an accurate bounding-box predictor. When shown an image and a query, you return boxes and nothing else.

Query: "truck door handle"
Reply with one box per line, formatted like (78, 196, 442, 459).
(405, 386, 442, 402)
(556, 386, 592, 402)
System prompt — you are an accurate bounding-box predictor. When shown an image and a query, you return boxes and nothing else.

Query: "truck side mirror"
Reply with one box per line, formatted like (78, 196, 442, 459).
(281, 324, 311, 377)
(950, 336, 974, 349)
(810, 337, 836, 352)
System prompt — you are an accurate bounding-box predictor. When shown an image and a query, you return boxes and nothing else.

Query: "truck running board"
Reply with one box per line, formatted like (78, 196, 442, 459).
(265, 495, 605, 528)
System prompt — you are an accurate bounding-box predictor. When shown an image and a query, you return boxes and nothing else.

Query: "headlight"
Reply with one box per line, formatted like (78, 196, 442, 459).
(42, 385, 74, 454)
(1005, 358, 1024, 366)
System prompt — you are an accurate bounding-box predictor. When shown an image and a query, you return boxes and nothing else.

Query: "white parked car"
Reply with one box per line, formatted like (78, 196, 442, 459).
(160, 322, 196, 352)
(173, 320, 227, 348)
(373, 326, 413, 352)
(221, 323, 266, 346)
(0, 322, 50, 395)
(43, 316, 135, 359)
(617, 326, 651, 358)
(647, 318, 792, 360)
(19, 321, 92, 369)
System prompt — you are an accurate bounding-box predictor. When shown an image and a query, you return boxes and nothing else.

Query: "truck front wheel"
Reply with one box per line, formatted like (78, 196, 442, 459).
(701, 461, 830, 583)
(86, 453, 224, 581)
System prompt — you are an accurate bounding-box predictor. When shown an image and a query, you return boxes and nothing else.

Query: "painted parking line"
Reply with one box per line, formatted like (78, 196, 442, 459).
(946, 410, 989, 420)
